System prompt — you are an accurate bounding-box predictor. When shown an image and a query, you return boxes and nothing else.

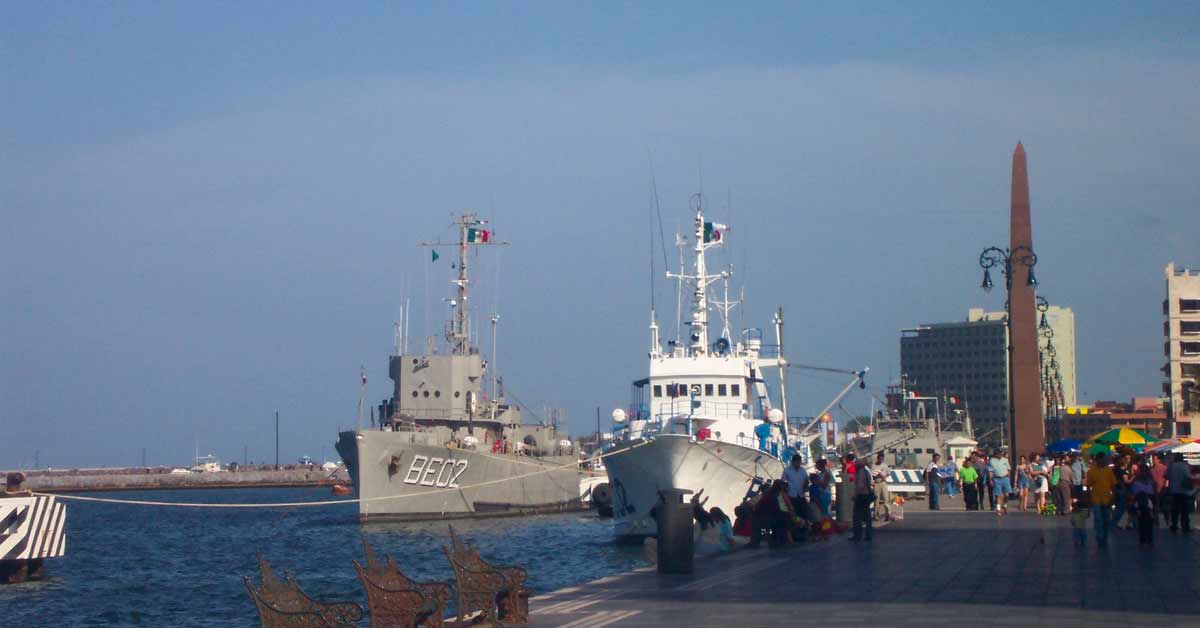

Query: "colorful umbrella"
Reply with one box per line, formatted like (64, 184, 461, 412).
(1084, 428, 1157, 452)
(1145, 437, 1198, 453)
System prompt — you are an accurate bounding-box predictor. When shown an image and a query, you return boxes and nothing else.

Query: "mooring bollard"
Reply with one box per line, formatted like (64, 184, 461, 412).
(835, 478, 854, 523)
(654, 488, 695, 575)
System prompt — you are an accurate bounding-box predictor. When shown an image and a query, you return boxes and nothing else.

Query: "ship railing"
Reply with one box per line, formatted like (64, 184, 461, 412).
(642, 399, 750, 422)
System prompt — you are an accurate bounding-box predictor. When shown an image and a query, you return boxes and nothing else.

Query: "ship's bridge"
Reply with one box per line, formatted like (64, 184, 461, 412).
(619, 353, 779, 450)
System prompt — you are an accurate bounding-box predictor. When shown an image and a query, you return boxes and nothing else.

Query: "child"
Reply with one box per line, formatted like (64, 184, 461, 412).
(1070, 492, 1090, 546)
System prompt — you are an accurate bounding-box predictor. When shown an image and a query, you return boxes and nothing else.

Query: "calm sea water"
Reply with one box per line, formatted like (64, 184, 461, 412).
(1, 487, 644, 626)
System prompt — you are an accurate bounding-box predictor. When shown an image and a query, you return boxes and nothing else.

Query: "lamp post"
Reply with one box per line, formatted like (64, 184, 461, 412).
(1034, 296, 1065, 436)
(979, 245, 1037, 470)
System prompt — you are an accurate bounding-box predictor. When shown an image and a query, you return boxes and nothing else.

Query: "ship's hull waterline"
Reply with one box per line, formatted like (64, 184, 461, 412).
(603, 434, 784, 538)
(336, 430, 592, 522)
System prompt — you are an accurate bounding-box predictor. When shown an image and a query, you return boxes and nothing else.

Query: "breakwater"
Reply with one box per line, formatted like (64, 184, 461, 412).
(6, 465, 349, 493)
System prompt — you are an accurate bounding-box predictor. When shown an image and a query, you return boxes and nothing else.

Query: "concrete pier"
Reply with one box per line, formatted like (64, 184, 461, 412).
(4, 465, 348, 493)
(529, 500, 1200, 627)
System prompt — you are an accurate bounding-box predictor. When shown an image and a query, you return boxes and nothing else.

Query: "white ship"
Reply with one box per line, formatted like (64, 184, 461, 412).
(602, 196, 865, 538)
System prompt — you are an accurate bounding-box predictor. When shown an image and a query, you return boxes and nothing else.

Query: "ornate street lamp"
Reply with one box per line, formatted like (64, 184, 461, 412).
(978, 246, 1037, 460)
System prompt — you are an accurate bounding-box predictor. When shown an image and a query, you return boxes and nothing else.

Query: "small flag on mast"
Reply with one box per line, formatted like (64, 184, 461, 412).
(467, 228, 490, 243)
(431, 250, 440, 262)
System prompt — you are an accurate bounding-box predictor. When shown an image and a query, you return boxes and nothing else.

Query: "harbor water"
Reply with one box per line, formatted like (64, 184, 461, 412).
(1, 487, 645, 626)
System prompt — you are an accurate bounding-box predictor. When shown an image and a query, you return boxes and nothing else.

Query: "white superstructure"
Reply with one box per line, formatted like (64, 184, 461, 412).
(603, 196, 800, 538)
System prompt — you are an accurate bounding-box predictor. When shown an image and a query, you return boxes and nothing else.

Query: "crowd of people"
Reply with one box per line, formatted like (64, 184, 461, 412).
(923, 446, 1195, 547)
(725, 451, 893, 548)
(685, 447, 1194, 555)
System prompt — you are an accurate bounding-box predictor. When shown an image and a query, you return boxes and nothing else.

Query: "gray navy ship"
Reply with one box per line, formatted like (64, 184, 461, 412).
(336, 213, 589, 522)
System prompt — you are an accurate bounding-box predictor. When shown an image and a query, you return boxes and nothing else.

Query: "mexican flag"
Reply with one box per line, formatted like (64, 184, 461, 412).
(703, 222, 727, 243)
(467, 228, 490, 243)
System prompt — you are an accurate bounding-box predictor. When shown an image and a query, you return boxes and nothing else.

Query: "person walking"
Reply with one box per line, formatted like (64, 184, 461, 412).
(1085, 453, 1117, 548)
(989, 449, 1012, 516)
(1069, 452, 1085, 498)
(1132, 464, 1156, 546)
(1016, 455, 1033, 512)
(1150, 452, 1169, 527)
(943, 457, 958, 498)
(872, 452, 891, 521)
(979, 453, 996, 511)
(1032, 453, 1050, 513)
(1055, 455, 1073, 515)
(851, 456, 874, 541)
(925, 453, 943, 510)
(1112, 454, 1132, 529)
(959, 459, 979, 510)
(1165, 452, 1194, 533)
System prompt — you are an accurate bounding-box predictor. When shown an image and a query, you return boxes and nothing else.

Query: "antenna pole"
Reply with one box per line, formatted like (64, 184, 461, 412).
(774, 308, 789, 445)
(491, 314, 499, 400)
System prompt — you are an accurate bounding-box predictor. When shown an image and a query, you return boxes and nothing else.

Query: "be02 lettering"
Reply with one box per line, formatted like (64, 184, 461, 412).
(402, 456, 468, 488)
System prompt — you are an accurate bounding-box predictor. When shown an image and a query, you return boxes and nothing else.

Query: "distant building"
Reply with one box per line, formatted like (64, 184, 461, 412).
(900, 316, 1008, 445)
(1164, 262, 1200, 437)
(901, 306, 1077, 448)
(1058, 398, 1170, 442)
(969, 306, 1077, 409)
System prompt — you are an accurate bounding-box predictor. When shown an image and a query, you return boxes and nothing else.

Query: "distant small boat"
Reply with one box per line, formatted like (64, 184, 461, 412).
(331, 484, 353, 496)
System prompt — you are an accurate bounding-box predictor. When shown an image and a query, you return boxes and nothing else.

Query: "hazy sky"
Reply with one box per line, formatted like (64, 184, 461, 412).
(3, 3, 1199, 468)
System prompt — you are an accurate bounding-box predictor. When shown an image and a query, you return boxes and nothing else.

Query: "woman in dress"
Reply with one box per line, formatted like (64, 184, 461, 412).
(1032, 452, 1050, 513)
(1016, 455, 1033, 512)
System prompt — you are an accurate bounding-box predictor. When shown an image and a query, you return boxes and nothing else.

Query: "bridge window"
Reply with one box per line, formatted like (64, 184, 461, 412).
(705, 384, 714, 396)
(718, 384, 728, 396)
(653, 385, 662, 398)
(731, 384, 740, 397)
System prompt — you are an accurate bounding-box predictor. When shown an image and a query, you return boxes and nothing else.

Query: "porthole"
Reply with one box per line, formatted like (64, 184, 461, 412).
(454, 391, 461, 398)
(412, 359, 418, 365)
(411, 391, 418, 398)
(423, 391, 430, 398)
(435, 391, 441, 398)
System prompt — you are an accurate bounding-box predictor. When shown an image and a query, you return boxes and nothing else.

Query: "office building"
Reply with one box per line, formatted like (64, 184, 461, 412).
(900, 316, 1009, 445)
(970, 305, 1077, 409)
(901, 305, 1077, 447)
(1164, 262, 1200, 437)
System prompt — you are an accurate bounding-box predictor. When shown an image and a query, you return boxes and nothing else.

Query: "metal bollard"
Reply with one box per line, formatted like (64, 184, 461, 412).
(654, 488, 695, 575)
(835, 480, 854, 522)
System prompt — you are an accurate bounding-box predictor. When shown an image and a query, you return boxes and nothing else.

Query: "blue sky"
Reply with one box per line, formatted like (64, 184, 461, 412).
(3, 3, 1199, 467)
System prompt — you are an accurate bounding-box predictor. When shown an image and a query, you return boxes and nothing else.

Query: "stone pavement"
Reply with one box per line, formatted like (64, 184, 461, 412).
(529, 496, 1200, 627)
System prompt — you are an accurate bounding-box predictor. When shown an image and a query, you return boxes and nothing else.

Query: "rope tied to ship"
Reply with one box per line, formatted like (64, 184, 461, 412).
(31, 441, 648, 509)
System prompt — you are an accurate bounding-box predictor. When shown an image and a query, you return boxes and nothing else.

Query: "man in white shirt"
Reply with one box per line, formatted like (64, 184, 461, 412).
(872, 452, 891, 521)
(781, 453, 810, 513)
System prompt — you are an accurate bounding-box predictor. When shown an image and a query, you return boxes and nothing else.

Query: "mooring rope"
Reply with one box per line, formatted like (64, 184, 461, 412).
(34, 441, 647, 509)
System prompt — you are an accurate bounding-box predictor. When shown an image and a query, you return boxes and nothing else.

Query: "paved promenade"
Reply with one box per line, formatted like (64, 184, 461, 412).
(530, 498, 1200, 627)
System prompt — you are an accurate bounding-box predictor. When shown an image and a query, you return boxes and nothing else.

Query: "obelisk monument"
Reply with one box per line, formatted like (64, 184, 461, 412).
(1009, 142, 1045, 454)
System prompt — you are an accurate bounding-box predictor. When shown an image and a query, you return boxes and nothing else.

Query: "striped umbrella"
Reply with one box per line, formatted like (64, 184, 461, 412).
(1145, 437, 1198, 453)
(1084, 428, 1157, 453)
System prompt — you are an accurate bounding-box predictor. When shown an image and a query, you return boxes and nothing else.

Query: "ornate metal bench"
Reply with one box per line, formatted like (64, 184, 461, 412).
(245, 555, 363, 628)
(356, 540, 451, 628)
(445, 527, 529, 625)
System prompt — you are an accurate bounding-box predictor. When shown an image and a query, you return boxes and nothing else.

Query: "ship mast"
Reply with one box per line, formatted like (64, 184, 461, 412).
(666, 194, 728, 357)
(420, 213, 508, 356)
